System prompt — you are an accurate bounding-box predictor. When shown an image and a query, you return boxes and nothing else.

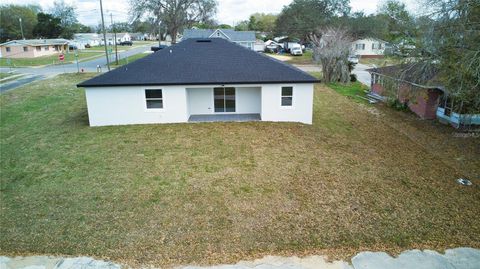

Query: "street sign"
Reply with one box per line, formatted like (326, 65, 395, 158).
(59, 54, 65, 61)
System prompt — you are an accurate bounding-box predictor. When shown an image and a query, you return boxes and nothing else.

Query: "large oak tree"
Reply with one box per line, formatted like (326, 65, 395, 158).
(129, 0, 217, 43)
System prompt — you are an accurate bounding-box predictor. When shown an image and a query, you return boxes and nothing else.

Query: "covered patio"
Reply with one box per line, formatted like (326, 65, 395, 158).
(188, 113, 261, 122)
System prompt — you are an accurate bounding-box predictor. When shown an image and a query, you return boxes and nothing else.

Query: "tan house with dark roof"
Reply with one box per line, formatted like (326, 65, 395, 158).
(0, 39, 69, 58)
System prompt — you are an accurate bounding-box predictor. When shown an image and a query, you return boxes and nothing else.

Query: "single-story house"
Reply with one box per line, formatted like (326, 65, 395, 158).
(254, 39, 266, 52)
(367, 64, 480, 127)
(368, 64, 443, 119)
(182, 29, 256, 50)
(73, 33, 102, 48)
(100, 33, 131, 45)
(77, 38, 319, 127)
(130, 32, 147, 41)
(352, 38, 388, 58)
(0, 39, 69, 58)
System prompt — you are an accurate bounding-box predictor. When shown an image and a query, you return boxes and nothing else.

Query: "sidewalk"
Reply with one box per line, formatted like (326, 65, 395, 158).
(1, 248, 479, 269)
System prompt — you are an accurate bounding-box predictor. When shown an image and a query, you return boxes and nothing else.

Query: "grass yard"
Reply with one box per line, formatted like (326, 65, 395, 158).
(111, 53, 150, 66)
(0, 52, 104, 67)
(359, 56, 403, 67)
(286, 51, 314, 65)
(0, 72, 15, 79)
(328, 82, 369, 102)
(1, 74, 479, 267)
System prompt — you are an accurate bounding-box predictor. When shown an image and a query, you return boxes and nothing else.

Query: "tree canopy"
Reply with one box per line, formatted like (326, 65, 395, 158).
(275, 0, 351, 40)
(129, 0, 217, 43)
(0, 4, 40, 42)
(33, 12, 63, 38)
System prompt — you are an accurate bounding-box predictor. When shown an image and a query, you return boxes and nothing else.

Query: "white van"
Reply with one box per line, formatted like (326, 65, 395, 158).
(290, 46, 303, 56)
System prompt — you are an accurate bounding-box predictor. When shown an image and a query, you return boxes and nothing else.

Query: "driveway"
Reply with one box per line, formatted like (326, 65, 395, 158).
(0, 45, 153, 92)
(352, 63, 372, 86)
(2, 248, 479, 269)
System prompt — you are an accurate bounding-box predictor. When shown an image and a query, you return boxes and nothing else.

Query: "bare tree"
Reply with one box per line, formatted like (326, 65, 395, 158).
(129, 0, 217, 44)
(309, 28, 353, 83)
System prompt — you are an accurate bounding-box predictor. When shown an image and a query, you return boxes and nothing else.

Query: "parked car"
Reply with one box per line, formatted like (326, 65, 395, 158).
(348, 55, 359, 64)
(290, 47, 303, 56)
(120, 41, 133, 46)
(151, 45, 168, 52)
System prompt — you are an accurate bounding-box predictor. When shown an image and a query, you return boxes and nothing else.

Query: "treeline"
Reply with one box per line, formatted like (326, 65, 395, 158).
(0, 1, 92, 42)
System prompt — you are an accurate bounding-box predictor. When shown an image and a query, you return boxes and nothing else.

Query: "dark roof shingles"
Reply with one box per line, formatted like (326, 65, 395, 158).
(78, 38, 319, 87)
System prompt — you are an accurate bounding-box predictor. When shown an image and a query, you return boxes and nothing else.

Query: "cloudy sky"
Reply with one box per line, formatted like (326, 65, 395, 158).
(12, 0, 419, 26)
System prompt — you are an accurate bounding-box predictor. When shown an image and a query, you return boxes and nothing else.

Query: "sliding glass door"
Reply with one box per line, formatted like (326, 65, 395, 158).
(214, 87, 235, 112)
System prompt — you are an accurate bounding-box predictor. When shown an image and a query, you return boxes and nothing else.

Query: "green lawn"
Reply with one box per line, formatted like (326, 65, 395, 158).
(0, 51, 103, 67)
(286, 50, 314, 65)
(1, 74, 479, 267)
(0, 72, 15, 79)
(328, 81, 369, 101)
(111, 52, 150, 66)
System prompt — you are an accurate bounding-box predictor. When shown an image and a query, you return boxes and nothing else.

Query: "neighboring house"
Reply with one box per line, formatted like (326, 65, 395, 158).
(0, 39, 69, 58)
(254, 39, 266, 52)
(130, 32, 147, 41)
(100, 33, 132, 45)
(182, 29, 256, 50)
(352, 38, 388, 58)
(367, 64, 480, 127)
(73, 33, 101, 48)
(77, 38, 318, 127)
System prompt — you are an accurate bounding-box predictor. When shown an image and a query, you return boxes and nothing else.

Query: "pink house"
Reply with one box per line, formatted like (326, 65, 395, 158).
(0, 39, 69, 58)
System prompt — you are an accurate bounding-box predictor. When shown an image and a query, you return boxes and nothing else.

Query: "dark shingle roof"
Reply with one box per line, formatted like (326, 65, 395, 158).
(78, 38, 319, 87)
(367, 63, 441, 88)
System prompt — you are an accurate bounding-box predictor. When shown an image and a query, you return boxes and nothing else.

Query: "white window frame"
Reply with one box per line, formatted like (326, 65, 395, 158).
(280, 86, 294, 108)
(145, 89, 164, 110)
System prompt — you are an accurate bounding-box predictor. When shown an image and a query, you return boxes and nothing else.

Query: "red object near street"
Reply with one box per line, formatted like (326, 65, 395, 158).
(59, 54, 65, 61)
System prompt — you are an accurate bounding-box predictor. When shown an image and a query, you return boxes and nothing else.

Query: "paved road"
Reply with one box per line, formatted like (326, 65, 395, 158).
(0, 45, 153, 92)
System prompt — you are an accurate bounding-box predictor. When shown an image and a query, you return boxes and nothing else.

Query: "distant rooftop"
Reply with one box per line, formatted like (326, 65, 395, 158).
(182, 29, 255, 42)
(0, 39, 69, 47)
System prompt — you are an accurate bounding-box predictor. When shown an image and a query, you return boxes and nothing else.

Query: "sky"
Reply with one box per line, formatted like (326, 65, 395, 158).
(11, 0, 419, 27)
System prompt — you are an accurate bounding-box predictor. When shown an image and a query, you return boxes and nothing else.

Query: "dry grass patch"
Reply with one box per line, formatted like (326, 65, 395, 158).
(1, 74, 479, 267)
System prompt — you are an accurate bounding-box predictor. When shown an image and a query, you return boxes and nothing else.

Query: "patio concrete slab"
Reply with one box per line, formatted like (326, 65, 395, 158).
(351, 248, 480, 269)
(189, 113, 261, 122)
(1, 248, 479, 269)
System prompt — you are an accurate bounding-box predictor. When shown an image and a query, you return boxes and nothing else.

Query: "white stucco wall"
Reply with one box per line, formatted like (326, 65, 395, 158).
(84, 83, 313, 126)
(187, 88, 212, 114)
(261, 83, 314, 124)
(84, 85, 189, 126)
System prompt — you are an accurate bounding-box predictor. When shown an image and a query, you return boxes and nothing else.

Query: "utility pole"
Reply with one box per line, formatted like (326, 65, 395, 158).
(19, 18, 25, 39)
(99, 0, 110, 71)
(110, 13, 118, 65)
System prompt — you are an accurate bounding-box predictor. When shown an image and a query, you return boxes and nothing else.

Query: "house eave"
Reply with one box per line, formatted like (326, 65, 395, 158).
(77, 80, 321, 88)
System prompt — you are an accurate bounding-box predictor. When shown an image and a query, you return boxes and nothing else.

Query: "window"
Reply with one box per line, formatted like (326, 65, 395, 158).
(23, 46, 28, 52)
(5, 47, 10, 52)
(36, 46, 41, 51)
(355, 43, 365, 50)
(145, 89, 163, 109)
(44, 46, 49, 50)
(281, 87, 293, 106)
(214, 87, 235, 112)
